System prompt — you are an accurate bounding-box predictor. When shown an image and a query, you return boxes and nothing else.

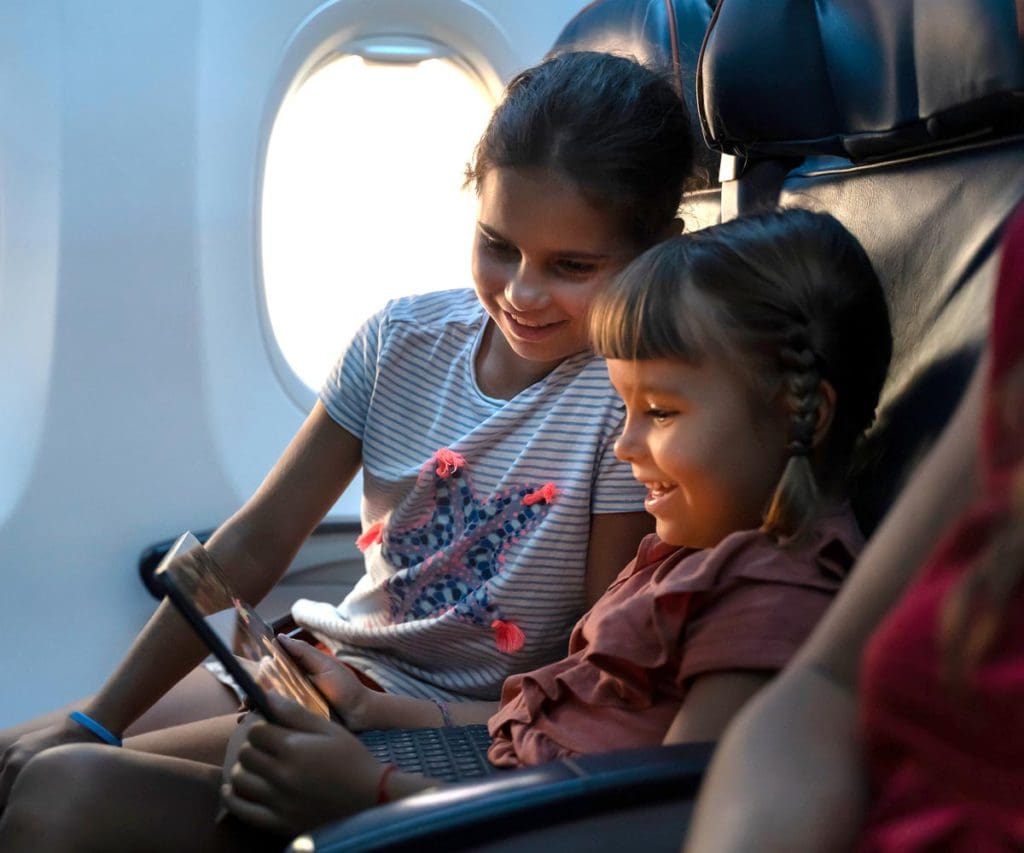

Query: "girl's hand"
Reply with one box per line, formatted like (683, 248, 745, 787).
(276, 633, 378, 730)
(221, 693, 385, 835)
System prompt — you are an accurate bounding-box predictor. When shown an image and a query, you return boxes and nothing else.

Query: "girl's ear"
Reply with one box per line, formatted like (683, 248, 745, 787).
(812, 379, 837, 448)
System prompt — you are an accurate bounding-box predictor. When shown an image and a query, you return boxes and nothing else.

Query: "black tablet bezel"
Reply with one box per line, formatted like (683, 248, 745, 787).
(142, 532, 335, 726)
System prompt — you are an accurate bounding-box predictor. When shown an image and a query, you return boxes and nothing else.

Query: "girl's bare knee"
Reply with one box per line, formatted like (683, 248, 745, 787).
(1, 744, 113, 851)
(12, 742, 111, 803)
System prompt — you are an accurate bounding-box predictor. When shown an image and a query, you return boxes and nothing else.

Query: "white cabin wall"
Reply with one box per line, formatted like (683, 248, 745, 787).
(0, 0, 585, 726)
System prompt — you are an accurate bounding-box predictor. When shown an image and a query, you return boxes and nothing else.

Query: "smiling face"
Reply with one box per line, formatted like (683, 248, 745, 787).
(607, 356, 790, 548)
(471, 167, 640, 395)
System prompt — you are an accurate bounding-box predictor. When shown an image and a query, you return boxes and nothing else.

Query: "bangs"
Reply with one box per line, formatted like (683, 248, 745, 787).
(589, 238, 729, 364)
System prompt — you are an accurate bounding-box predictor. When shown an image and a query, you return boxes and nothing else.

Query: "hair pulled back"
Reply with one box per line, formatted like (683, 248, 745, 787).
(465, 51, 695, 245)
(591, 208, 893, 542)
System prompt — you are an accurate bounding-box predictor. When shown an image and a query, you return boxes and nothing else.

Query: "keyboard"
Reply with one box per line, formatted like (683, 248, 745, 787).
(357, 724, 498, 782)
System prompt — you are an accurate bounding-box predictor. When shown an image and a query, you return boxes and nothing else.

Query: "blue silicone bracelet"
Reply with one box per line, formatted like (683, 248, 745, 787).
(69, 711, 123, 747)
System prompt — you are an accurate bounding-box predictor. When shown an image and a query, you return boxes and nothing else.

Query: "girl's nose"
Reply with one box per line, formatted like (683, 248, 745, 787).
(614, 416, 644, 463)
(504, 266, 548, 312)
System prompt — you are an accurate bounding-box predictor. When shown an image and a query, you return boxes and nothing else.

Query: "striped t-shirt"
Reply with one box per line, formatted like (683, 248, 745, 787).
(291, 289, 646, 700)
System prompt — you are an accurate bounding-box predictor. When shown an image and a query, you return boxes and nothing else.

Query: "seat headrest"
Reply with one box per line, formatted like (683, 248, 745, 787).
(699, 0, 1024, 162)
(552, 0, 718, 185)
(553, 0, 714, 95)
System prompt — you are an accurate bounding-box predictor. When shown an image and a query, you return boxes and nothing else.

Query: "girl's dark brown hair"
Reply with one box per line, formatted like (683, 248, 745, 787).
(465, 51, 695, 246)
(591, 208, 893, 542)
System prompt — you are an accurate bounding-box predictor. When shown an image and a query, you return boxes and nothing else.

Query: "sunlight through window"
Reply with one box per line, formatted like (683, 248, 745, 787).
(262, 53, 495, 391)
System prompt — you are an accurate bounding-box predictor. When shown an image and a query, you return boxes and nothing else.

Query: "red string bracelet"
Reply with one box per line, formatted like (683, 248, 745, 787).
(376, 763, 399, 805)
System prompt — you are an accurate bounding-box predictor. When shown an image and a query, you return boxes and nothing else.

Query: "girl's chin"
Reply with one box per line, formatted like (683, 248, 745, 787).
(503, 334, 586, 366)
(654, 515, 716, 549)
(653, 519, 686, 546)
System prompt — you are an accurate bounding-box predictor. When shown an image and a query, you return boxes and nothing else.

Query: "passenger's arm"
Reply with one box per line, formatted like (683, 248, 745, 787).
(585, 511, 655, 606)
(684, 353, 987, 853)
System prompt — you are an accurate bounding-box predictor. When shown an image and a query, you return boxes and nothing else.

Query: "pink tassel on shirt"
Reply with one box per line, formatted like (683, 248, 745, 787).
(434, 448, 466, 478)
(356, 520, 385, 552)
(523, 482, 558, 506)
(492, 620, 525, 653)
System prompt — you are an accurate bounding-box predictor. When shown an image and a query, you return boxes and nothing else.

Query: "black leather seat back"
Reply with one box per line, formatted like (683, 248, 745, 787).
(699, 0, 1024, 532)
(700, 0, 1024, 162)
(551, 0, 721, 203)
(778, 140, 1023, 531)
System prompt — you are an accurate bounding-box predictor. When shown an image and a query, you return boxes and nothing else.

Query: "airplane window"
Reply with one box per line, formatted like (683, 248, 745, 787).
(261, 52, 495, 391)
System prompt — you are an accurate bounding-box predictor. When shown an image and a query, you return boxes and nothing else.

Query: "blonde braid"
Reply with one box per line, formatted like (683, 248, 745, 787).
(763, 331, 823, 543)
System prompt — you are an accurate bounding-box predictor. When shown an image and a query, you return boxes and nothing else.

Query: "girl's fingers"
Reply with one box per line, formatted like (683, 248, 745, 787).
(228, 761, 279, 804)
(244, 717, 295, 758)
(277, 634, 337, 675)
(246, 712, 332, 762)
(236, 741, 292, 790)
(264, 692, 333, 734)
(276, 637, 365, 718)
(220, 783, 290, 834)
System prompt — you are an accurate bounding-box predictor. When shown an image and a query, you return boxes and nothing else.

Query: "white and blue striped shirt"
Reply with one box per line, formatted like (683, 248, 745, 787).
(292, 289, 645, 700)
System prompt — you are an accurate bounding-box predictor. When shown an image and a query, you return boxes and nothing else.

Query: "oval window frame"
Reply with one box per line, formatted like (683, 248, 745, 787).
(254, 0, 516, 411)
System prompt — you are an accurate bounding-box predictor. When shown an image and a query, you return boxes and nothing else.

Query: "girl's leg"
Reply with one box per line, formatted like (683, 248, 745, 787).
(126, 665, 242, 735)
(0, 743, 283, 853)
(0, 665, 241, 753)
(126, 712, 241, 765)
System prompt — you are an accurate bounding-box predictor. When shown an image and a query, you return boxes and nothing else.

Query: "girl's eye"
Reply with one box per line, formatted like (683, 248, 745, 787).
(645, 408, 676, 423)
(555, 259, 597, 277)
(480, 235, 519, 259)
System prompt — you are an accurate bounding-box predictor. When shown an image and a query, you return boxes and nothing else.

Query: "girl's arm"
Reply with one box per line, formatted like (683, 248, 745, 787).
(585, 511, 655, 606)
(663, 671, 773, 744)
(0, 403, 362, 803)
(684, 352, 987, 853)
(88, 402, 363, 733)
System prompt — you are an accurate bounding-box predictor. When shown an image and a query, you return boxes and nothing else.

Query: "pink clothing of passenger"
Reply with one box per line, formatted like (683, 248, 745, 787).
(856, 204, 1024, 852)
(488, 506, 863, 767)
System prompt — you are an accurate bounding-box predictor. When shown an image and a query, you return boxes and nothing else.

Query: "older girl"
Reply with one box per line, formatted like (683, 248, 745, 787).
(0, 50, 695, 807)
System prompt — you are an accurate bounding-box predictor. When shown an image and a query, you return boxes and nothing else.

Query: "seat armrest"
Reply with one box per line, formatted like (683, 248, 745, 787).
(289, 741, 714, 852)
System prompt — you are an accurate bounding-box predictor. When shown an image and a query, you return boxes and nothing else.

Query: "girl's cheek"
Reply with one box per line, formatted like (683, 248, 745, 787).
(473, 261, 501, 294)
(569, 281, 605, 319)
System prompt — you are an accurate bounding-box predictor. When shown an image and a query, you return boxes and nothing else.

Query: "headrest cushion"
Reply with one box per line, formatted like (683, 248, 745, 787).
(699, 0, 1024, 161)
(552, 0, 718, 183)
(553, 0, 714, 95)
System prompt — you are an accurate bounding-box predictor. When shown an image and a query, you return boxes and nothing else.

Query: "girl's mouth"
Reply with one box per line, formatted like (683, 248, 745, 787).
(643, 482, 678, 514)
(504, 310, 567, 342)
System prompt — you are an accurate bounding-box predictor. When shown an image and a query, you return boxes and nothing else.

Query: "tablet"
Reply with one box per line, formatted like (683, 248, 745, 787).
(147, 532, 499, 782)
(146, 531, 333, 725)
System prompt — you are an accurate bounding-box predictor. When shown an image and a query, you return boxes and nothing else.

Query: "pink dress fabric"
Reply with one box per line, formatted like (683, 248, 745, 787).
(488, 505, 863, 766)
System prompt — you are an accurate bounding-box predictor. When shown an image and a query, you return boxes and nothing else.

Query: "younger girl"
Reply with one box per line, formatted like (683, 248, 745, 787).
(686, 209, 1024, 852)
(0, 50, 694, 803)
(0, 209, 892, 849)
